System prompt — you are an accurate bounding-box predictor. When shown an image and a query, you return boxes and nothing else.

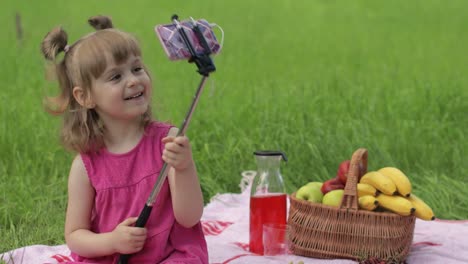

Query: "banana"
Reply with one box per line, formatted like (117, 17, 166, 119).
(406, 194, 435, 221)
(357, 183, 378, 197)
(358, 195, 379, 211)
(360, 171, 397, 195)
(376, 193, 415, 216)
(378, 167, 412, 197)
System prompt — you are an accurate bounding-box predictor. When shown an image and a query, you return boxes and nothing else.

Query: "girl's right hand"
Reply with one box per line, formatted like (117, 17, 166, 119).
(111, 217, 147, 254)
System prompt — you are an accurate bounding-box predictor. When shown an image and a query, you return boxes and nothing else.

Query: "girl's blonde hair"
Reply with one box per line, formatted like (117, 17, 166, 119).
(41, 16, 152, 153)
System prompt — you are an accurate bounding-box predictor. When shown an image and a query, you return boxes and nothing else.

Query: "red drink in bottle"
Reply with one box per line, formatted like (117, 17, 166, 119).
(249, 150, 288, 254)
(249, 193, 287, 255)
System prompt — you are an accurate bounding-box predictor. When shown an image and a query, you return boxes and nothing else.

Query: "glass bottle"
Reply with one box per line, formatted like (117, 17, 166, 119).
(249, 150, 287, 255)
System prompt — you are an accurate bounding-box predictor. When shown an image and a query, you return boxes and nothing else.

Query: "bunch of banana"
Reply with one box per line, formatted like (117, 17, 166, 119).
(360, 171, 396, 195)
(378, 167, 412, 197)
(376, 193, 415, 216)
(406, 194, 435, 220)
(358, 195, 379, 211)
(357, 167, 435, 220)
(357, 183, 378, 197)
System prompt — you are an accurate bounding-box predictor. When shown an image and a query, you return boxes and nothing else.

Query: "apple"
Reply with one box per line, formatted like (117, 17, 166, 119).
(321, 177, 345, 195)
(306, 181, 323, 190)
(358, 162, 366, 178)
(337, 160, 351, 185)
(337, 160, 367, 184)
(296, 183, 323, 203)
(322, 189, 344, 207)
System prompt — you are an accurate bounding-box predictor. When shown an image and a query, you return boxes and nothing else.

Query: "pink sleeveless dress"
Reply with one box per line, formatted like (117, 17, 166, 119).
(69, 122, 208, 264)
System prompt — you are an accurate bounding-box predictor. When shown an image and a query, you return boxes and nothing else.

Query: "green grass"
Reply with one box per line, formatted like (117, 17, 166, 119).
(1, 0, 467, 255)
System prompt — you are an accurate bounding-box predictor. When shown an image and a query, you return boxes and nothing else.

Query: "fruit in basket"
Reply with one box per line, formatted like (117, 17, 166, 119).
(357, 183, 378, 197)
(296, 183, 323, 203)
(322, 189, 344, 207)
(360, 171, 397, 195)
(358, 162, 366, 178)
(376, 193, 415, 216)
(306, 181, 323, 190)
(337, 160, 367, 185)
(336, 160, 351, 184)
(378, 167, 412, 197)
(405, 193, 435, 221)
(321, 177, 345, 195)
(358, 195, 379, 211)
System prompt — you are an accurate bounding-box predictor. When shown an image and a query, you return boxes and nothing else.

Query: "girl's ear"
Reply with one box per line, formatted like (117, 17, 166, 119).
(72, 86, 95, 109)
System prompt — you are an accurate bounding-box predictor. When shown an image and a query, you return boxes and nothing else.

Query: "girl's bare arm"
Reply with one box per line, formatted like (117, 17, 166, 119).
(168, 162, 204, 228)
(65, 156, 146, 257)
(163, 130, 204, 228)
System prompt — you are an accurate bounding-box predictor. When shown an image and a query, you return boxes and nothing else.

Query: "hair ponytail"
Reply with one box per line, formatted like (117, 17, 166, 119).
(41, 27, 68, 61)
(88, 15, 114, 30)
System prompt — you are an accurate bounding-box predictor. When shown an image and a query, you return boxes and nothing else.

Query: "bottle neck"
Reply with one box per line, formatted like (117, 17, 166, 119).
(255, 156, 281, 174)
(251, 155, 285, 196)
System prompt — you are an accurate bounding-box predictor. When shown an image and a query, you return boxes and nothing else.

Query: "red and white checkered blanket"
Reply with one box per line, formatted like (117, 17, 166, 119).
(2, 173, 468, 263)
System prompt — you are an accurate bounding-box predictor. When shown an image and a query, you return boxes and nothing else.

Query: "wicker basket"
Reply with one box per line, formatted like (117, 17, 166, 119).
(288, 148, 415, 261)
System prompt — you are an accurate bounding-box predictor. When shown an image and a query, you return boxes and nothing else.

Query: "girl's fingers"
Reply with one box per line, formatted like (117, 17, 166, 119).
(162, 136, 192, 169)
(130, 240, 144, 250)
(163, 155, 178, 167)
(119, 217, 138, 226)
(161, 136, 175, 143)
(163, 149, 177, 160)
(163, 136, 189, 146)
(130, 227, 147, 236)
(132, 236, 146, 243)
(173, 136, 189, 146)
(165, 142, 184, 152)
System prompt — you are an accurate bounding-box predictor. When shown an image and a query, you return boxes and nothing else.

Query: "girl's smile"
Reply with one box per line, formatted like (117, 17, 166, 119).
(124, 91, 144, 100)
(91, 55, 152, 121)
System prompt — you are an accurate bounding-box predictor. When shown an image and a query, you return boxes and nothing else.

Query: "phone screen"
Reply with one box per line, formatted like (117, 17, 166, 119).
(155, 19, 220, 61)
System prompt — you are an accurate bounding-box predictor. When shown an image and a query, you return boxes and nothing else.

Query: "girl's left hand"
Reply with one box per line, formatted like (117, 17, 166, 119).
(161, 135, 194, 171)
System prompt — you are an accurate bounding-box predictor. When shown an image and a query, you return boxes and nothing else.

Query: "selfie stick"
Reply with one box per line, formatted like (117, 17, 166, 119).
(117, 15, 216, 264)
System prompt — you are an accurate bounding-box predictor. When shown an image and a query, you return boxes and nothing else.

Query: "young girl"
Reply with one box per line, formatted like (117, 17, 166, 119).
(41, 16, 208, 263)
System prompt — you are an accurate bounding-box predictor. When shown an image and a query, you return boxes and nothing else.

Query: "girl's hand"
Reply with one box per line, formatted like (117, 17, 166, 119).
(162, 135, 194, 171)
(111, 217, 147, 254)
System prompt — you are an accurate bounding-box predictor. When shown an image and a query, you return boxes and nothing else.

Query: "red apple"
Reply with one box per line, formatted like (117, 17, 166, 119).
(358, 162, 366, 178)
(337, 160, 351, 185)
(321, 177, 345, 195)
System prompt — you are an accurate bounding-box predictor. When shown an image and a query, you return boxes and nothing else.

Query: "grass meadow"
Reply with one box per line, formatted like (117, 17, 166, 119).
(1, 0, 467, 254)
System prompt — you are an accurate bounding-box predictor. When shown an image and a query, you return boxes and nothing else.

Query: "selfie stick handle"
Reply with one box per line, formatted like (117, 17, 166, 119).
(117, 14, 215, 264)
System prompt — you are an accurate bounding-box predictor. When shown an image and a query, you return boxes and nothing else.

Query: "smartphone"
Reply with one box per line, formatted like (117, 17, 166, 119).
(155, 19, 221, 61)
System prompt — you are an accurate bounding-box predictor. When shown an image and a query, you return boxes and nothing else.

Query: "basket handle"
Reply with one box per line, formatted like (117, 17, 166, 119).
(339, 148, 368, 210)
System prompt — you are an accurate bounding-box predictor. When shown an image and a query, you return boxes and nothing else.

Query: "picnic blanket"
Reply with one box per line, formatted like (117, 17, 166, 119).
(2, 171, 468, 264)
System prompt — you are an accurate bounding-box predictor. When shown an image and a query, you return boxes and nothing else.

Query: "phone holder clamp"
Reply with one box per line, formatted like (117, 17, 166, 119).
(172, 14, 216, 76)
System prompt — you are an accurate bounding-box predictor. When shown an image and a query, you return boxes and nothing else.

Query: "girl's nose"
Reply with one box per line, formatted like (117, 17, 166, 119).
(127, 75, 139, 88)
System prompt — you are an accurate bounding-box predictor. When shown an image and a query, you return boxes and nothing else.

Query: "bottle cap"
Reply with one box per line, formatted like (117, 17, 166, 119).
(253, 150, 287, 162)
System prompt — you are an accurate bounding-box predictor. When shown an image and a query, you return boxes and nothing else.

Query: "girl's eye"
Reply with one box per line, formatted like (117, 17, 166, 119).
(109, 74, 121, 81)
(133, 67, 143, 73)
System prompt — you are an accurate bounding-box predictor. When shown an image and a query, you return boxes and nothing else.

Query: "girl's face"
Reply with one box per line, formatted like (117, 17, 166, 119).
(90, 54, 152, 123)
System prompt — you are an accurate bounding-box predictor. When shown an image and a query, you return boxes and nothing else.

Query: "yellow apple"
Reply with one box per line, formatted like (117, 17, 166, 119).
(306, 181, 323, 190)
(296, 183, 323, 203)
(322, 189, 344, 207)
